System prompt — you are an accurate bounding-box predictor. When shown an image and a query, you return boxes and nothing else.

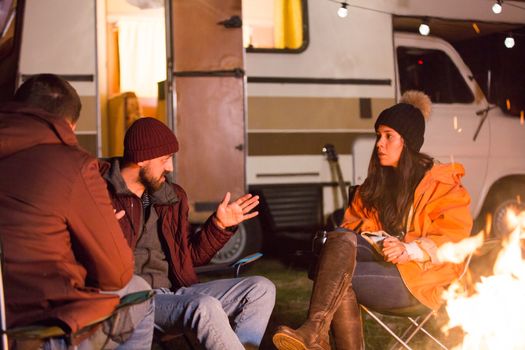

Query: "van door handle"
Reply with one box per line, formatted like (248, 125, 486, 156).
(218, 16, 242, 28)
(235, 144, 244, 151)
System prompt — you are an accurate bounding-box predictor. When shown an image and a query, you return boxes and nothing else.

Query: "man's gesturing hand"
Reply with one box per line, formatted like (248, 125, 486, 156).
(214, 192, 260, 229)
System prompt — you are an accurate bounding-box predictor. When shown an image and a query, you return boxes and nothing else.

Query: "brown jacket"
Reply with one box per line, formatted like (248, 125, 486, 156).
(342, 163, 472, 309)
(0, 103, 134, 332)
(101, 158, 235, 289)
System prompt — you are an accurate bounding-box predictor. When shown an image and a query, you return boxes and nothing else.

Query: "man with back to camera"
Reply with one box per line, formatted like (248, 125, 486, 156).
(101, 117, 276, 349)
(0, 74, 154, 349)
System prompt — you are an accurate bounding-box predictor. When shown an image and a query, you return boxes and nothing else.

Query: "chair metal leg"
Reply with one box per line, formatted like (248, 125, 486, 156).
(388, 320, 420, 350)
(362, 305, 449, 350)
(406, 316, 448, 350)
(361, 306, 413, 350)
(403, 312, 434, 345)
(390, 315, 421, 350)
(0, 260, 8, 350)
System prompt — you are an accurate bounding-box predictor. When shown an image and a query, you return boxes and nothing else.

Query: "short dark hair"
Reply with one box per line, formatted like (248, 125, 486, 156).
(14, 74, 82, 123)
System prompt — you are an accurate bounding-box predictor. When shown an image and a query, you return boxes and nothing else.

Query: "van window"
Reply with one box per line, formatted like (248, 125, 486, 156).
(397, 47, 474, 104)
(242, 0, 308, 52)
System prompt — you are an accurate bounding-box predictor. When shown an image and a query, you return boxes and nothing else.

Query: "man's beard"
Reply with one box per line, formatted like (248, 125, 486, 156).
(139, 167, 165, 193)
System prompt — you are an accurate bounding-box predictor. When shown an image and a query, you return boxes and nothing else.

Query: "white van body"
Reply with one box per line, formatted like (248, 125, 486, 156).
(245, 0, 525, 242)
(8, 0, 525, 262)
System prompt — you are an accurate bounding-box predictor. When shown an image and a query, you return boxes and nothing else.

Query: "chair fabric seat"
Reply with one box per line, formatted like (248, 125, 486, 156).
(3, 290, 155, 347)
(369, 302, 432, 318)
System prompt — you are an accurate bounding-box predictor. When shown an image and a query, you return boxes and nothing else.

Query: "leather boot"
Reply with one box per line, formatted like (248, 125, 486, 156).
(331, 287, 364, 350)
(273, 231, 357, 350)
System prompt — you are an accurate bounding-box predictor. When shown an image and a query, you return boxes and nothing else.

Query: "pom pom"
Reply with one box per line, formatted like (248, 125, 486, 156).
(400, 90, 432, 120)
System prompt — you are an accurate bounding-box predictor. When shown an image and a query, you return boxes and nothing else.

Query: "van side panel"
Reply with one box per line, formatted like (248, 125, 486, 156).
(19, 0, 99, 155)
(247, 1, 395, 99)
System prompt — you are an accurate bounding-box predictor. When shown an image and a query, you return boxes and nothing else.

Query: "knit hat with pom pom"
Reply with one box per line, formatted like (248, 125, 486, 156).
(374, 90, 432, 152)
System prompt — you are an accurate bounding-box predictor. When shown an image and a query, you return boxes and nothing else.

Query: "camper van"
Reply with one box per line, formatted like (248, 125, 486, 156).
(1, 0, 525, 263)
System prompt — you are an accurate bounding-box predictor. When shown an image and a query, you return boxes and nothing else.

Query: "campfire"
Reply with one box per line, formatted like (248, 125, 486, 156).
(439, 209, 525, 349)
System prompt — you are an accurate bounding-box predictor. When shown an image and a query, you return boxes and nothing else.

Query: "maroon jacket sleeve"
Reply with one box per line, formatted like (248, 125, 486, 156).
(67, 158, 134, 290)
(174, 185, 235, 267)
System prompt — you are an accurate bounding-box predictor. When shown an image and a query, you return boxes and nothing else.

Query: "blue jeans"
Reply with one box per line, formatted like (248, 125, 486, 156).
(352, 233, 423, 311)
(44, 275, 155, 350)
(155, 276, 275, 350)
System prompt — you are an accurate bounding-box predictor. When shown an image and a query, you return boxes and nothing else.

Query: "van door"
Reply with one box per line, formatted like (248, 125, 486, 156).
(170, 0, 246, 220)
(394, 32, 489, 212)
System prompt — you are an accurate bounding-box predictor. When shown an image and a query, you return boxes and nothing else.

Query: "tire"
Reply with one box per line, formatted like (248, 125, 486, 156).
(491, 198, 525, 239)
(482, 180, 525, 239)
(210, 218, 263, 265)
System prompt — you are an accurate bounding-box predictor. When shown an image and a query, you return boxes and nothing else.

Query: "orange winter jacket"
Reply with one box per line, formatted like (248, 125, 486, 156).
(342, 163, 472, 310)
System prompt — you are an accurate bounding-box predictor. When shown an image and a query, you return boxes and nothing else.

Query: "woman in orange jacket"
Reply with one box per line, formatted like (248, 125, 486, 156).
(273, 91, 472, 350)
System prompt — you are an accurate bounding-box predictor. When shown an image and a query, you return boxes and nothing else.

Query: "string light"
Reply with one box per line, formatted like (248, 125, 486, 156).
(337, 2, 349, 18)
(492, 0, 503, 14)
(419, 19, 430, 36)
(326, 0, 525, 17)
(504, 33, 515, 48)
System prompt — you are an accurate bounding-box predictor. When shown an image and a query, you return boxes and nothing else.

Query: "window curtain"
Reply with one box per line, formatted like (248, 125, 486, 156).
(117, 16, 166, 98)
(273, 0, 303, 49)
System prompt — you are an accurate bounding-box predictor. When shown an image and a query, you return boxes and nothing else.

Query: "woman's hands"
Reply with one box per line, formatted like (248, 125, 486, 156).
(382, 236, 410, 264)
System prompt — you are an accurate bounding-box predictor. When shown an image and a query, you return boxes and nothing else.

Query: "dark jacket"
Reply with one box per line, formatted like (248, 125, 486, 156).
(101, 158, 234, 288)
(0, 103, 134, 332)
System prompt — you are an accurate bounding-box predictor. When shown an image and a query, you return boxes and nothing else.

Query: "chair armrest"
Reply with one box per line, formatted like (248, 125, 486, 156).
(195, 252, 264, 278)
(6, 325, 65, 339)
(118, 290, 156, 309)
(231, 253, 263, 277)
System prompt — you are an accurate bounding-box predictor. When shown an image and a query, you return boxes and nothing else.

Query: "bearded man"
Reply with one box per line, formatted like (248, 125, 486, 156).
(101, 117, 275, 350)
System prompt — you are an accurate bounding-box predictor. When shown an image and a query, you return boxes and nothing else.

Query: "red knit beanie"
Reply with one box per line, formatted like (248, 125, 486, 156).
(123, 117, 179, 163)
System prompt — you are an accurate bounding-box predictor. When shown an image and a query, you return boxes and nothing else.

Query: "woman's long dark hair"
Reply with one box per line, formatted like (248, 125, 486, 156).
(359, 144, 434, 236)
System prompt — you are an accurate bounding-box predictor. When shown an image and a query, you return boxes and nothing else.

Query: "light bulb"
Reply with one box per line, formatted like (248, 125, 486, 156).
(492, 1, 502, 14)
(419, 23, 430, 36)
(337, 3, 348, 18)
(504, 35, 515, 48)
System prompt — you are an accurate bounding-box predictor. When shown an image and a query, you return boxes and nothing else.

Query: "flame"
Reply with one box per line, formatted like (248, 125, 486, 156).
(472, 23, 480, 34)
(437, 232, 484, 264)
(440, 209, 525, 349)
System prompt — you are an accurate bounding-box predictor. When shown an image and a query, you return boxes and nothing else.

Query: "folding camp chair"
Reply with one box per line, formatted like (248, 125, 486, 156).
(0, 239, 66, 350)
(0, 240, 154, 350)
(360, 304, 447, 350)
(359, 242, 482, 350)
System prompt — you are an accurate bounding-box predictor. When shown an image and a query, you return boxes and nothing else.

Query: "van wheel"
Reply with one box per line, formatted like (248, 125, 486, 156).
(211, 218, 263, 265)
(491, 198, 525, 239)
